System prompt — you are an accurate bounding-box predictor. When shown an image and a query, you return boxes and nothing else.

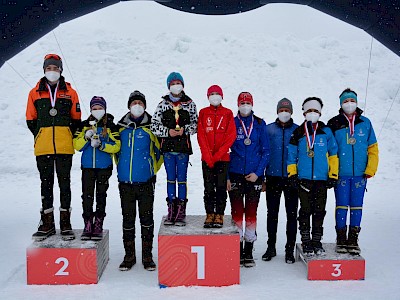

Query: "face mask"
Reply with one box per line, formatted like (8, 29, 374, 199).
(91, 109, 105, 121)
(130, 104, 144, 117)
(305, 112, 320, 123)
(209, 94, 222, 107)
(278, 111, 291, 123)
(239, 104, 253, 116)
(342, 102, 357, 115)
(45, 71, 60, 82)
(170, 84, 183, 95)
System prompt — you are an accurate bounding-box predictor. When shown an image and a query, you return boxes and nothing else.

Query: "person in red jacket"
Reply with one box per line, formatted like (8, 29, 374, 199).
(197, 85, 237, 228)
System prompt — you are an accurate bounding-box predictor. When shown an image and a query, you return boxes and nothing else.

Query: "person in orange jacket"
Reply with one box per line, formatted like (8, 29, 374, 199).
(26, 53, 81, 241)
(197, 85, 236, 228)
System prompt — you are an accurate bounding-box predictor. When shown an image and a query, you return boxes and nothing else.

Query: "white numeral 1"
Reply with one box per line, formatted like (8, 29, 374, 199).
(55, 257, 70, 276)
(331, 263, 342, 277)
(191, 246, 205, 280)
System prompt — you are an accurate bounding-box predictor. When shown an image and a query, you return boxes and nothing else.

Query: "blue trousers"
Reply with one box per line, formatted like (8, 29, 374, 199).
(164, 152, 189, 201)
(334, 176, 367, 228)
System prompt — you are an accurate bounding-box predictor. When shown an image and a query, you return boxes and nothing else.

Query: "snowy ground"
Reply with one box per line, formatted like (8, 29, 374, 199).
(1, 2, 400, 299)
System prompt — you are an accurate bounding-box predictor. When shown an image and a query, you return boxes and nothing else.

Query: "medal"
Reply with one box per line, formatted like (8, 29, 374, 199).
(344, 113, 356, 145)
(244, 138, 252, 146)
(46, 82, 59, 118)
(304, 122, 318, 159)
(348, 137, 356, 145)
(238, 114, 254, 147)
(307, 150, 315, 158)
(49, 108, 58, 116)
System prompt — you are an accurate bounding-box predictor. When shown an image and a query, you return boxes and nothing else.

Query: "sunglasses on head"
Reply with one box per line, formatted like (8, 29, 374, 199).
(44, 54, 62, 61)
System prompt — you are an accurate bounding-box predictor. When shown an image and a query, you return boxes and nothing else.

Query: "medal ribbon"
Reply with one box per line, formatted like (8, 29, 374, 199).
(304, 122, 318, 151)
(343, 114, 355, 136)
(46, 83, 59, 108)
(238, 115, 254, 141)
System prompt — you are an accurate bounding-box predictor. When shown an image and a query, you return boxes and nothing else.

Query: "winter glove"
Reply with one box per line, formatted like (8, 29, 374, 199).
(85, 129, 95, 140)
(288, 175, 298, 189)
(91, 137, 101, 148)
(326, 178, 338, 189)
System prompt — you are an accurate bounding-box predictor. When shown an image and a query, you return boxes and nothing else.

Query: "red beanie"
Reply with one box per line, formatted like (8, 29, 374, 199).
(207, 85, 223, 99)
(237, 92, 253, 106)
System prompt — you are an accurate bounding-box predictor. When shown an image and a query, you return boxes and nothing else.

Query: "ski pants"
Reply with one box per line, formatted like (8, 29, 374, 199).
(164, 152, 189, 201)
(81, 168, 112, 218)
(265, 176, 299, 250)
(36, 154, 72, 210)
(202, 161, 229, 215)
(119, 181, 154, 242)
(228, 172, 263, 243)
(334, 176, 367, 229)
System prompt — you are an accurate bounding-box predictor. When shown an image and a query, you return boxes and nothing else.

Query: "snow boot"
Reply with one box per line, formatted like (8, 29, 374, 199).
(142, 239, 156, 271)
(203, 213, 214, 228)
(285, 250, 296, 264)
(163, 198, 175, 226)
(213, 214, 224, 228)
(119, 240, 136, 271)
(81, 214, 93, 240)
(174, 199, 187, 226)
(240, 241, 244, 267)
(92, 212, 105, 240)
(60, 207, 75, 240)
(300, 229, 314, 256)
(347, 226, 361, 255)
(262, 245, 276, 261)
(312, 227, 325, 255)
(32, 207, 56, 241)
(335, 226, 348, 253)
(243, 241, 255, 268)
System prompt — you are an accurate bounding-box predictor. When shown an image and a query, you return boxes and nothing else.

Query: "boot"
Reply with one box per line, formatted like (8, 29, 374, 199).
(213, 214, 224, 228)
(243, 241, 255, 268)
(174, 199, 187, 226)
(312, 227, 325, 255)
(300, 229, 314, 256)
(32, 207, 56, 241)
(285, 242, 296, 264)
(163, 198, 175, 226)
(347, 226, 361, 255)
(119, 240, 136, 271)
(142, 239, 156, 271)
(262, 244, 276, 262)
(92, 212, 105, 240)
(335, 226, 348, 253)
(81, 214, 93, 240)
(240, 241, 244, 267)
(60, 207, 75, 240)
(203, 213, 214, 228)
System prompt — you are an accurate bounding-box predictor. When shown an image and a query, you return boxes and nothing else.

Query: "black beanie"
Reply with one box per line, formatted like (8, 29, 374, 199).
(128, 90, 146, 108)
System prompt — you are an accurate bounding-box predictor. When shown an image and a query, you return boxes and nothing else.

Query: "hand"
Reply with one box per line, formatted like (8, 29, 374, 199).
(326, 178, 338, 189)
(227, 179, 231, 191)
(245, 173, 258, 182)
(91, 137, 101, 148)
(288, 175, 298, 189)
(169, 128, 183, 137)
(364, 174, 372, 179)
(85, 129, 95, 139)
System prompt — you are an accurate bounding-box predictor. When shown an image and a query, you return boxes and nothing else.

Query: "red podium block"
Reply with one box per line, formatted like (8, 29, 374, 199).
(27, 230, 109, 285)
(158, 215, 240, 287)
(296, 243, 365, 280)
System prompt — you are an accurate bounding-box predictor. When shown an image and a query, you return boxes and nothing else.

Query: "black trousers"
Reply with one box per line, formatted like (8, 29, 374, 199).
(81, 168, 112, 218)
(202, 161, 229, 215)
(119, 181, 154, 242)
(297, 179, 327, 242)
(36, 154, 72, 210)
(265, 176, 298, 250)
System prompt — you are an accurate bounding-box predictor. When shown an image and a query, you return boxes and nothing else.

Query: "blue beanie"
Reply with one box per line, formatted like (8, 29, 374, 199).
(340, 91, 357, 106)
(166, 72, 184, 88)
(90, 96, 107, 110)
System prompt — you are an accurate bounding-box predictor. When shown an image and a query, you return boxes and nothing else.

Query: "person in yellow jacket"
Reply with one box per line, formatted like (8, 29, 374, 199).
(26, 54, 81, 241)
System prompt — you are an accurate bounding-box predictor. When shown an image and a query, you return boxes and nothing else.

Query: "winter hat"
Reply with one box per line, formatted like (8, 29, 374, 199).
(277, 98, 293, 114)
(128, 90, 146, 108)
(207, 85, 223, 99)
(339, 90, 357, 106)
(90, 96, 107, 110)
(43, 53, 63, 72)
(302, 97, 323, 113)
(166, 72, 184, 88)
(237, 92, 253, 106)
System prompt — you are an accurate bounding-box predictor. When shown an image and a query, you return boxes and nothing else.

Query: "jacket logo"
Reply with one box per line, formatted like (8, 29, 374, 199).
(238, 127, 243, 134)
(206, 127, 213, 133)
(59, 94, 72, 99)
(207, 117, 212, 126)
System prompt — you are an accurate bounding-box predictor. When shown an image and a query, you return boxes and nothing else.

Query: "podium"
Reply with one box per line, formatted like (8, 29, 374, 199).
(158, 215, 240, 287)
(296, 243, 365, 280)
(27, 230, 109, 285)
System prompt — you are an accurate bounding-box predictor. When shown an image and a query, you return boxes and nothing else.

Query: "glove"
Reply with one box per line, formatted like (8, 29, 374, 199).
(85, 129, 95, 140)
(91, 137, 101, 148)
(326, 178, 338, 189)
(287, 175, 298, 189)
(364, 174, 372, 179)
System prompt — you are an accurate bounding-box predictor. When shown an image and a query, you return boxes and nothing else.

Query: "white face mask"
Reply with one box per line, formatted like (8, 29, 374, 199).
(342, 102, 357, 115)
(45, 71, 60, 82)
(91, 109, 105, 121)
(278, 111, 291, 123)
(209, 94, 222, 107)
(239, 104, 253, 116)
(305, 112, 320, 123)
(170, 84, 183, 95)
(130, 104, 144, 117)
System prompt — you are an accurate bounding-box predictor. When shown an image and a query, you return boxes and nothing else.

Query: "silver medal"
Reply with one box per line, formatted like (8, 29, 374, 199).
(307, 150, 314, 158)
(348, 137, 356, 145)
(49, 108, 58, 116)
(244, 138, 252, 146)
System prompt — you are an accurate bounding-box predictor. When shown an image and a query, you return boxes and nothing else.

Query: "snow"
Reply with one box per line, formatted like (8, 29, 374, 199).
(1, 2, 400, 299)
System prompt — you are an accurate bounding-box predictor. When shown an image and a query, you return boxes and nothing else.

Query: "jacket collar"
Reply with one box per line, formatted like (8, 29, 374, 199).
(37, 76, 68, 92)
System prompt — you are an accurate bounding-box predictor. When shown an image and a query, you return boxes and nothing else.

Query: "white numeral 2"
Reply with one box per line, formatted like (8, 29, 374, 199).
(191, 246, 205, 280)
(331, 263, 342, 277)
(55, 257, 69, 276)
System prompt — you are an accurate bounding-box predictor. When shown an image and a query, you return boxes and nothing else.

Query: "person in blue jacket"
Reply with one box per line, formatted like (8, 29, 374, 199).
(73, 96, 120, 241)
(287, 97, 338, 256)
(116, 91, 163, 272)
(262, 98, 299, 264)
(227, 92, 270, 267)
(328, 88, 379, 255)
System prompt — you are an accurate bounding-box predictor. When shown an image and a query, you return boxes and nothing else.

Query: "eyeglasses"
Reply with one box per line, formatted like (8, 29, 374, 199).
(44, 54, 62, 61)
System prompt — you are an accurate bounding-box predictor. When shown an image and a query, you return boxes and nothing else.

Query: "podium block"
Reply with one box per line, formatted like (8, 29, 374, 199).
(296, 243, 365, 280)
(27, 230, 109, 285)
(158, 215, 240, 287)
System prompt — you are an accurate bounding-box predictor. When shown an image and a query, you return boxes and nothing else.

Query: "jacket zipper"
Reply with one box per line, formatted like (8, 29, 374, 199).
(129, 131, 134, 182)
(281, 126, 285, 177)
